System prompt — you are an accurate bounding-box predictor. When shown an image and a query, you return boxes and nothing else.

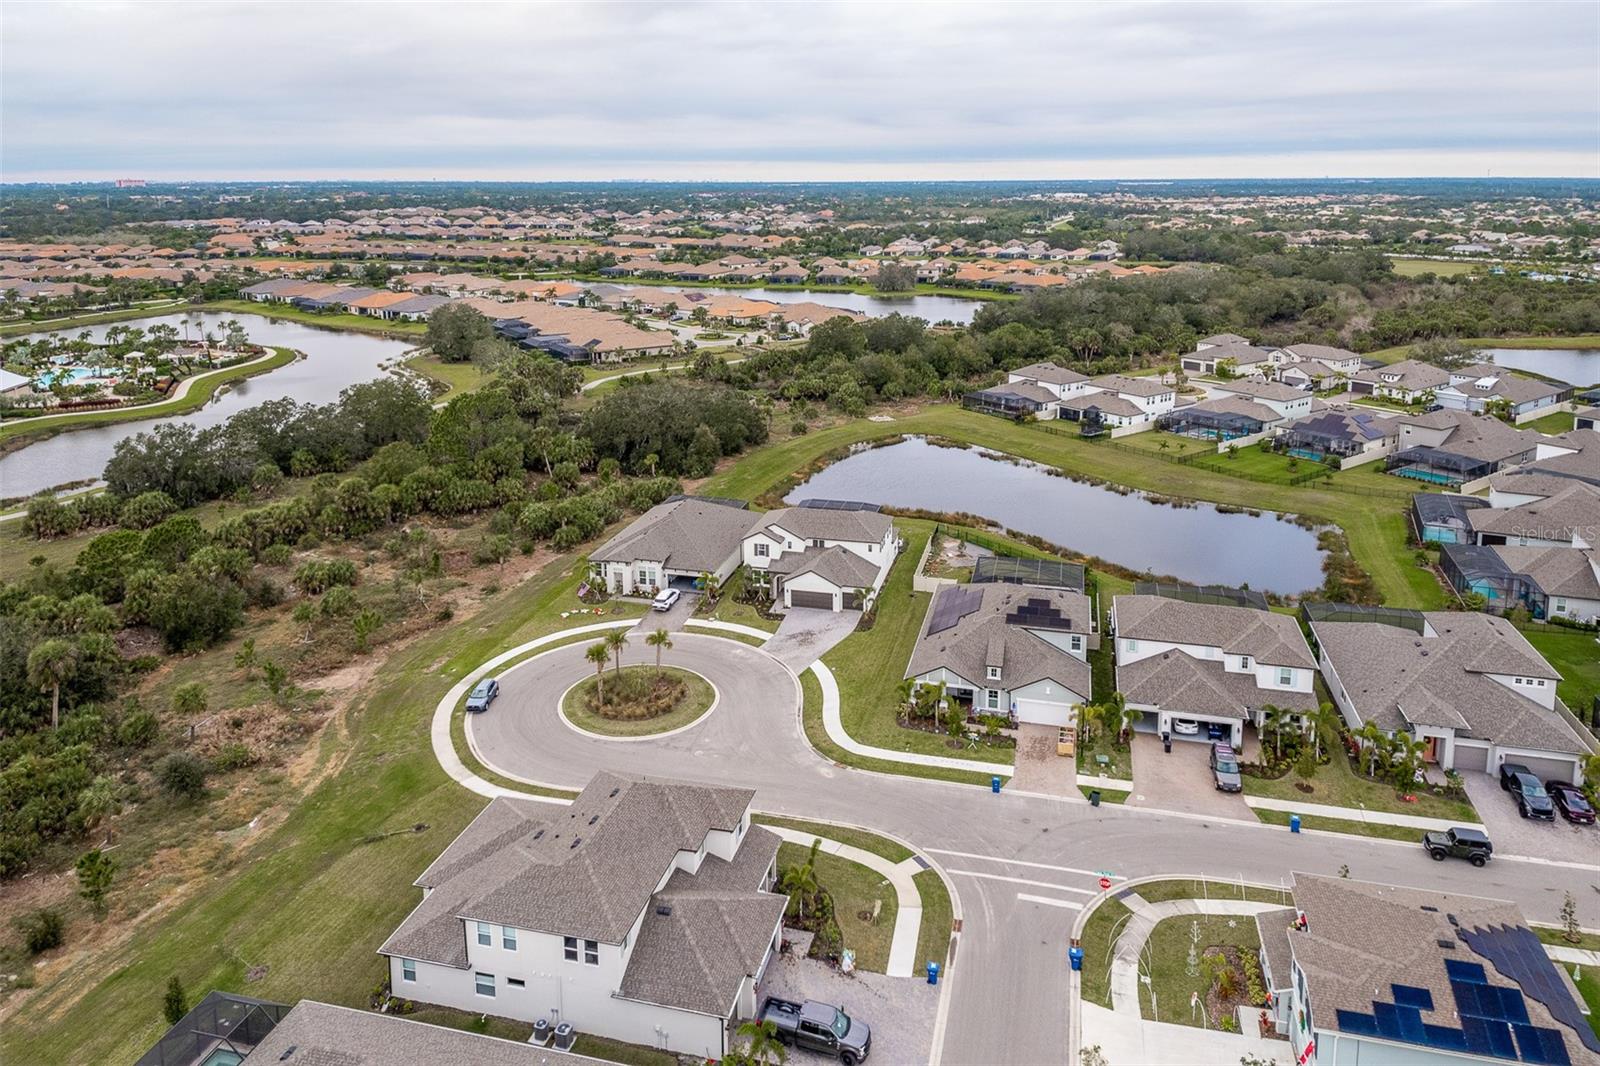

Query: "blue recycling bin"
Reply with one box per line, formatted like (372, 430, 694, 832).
(991, 775, 1001, 794)
(1069, 947, 1084, 972)
(926, 961, 940, 985)
(1290, 814, 1301, 834)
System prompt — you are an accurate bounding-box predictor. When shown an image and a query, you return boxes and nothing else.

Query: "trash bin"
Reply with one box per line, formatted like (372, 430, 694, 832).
(1069, 947, 1084, 971)
(1162, 731, 1171, 753)
(991, 775, 1001, 794)
(926, 961, 940, 985)
(1088, 790, 1102, 807)
(1289, 814, 1301, 834)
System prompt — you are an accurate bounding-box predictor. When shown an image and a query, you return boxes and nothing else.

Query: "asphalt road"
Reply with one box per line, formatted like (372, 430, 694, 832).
(469, 634, 1600, 1066)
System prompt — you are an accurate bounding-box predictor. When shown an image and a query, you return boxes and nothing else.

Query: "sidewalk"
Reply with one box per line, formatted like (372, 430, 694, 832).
(766, 826, 923, 978)
(812, 661, 1015, 776)
(1242, 794, 1484, 832)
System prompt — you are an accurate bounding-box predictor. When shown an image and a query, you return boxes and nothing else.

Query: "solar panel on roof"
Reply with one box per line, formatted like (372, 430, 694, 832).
(1393, 985, 1435, 1011)
(1447, 958, 1489, 984)
(1462, 924, 1600, 1054)
(796, 498, 881, 512)
(927, 585, 984, 635)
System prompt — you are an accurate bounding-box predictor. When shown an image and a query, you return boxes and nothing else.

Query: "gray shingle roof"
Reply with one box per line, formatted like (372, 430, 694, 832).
(770, 544, 881, 589)
(1113, 596, 1316, 668)
(1354, 359, 1451, 391)
(590, 497, 756, 572)
(1311, 613, 1583, 753)
(247, 1001, 604, 1065)
(1058, 391, 1143, 419)
(380, 773, 757, 967)
(1011, 361, 1089, 385)
(1117, 650, 1315, 718)
(1198, 342, 1275, 364)
(758, 506, 892, 545)
(1492, 545, 1600, 600)
(905, 583, 1093, 699)
(1255, 907, 1297, 991)
(1091, 373, 1172, 398)
(1468, 482, 1600, 545)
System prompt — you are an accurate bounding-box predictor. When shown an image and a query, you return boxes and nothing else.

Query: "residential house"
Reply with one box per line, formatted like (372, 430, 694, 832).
(1054, 374, 1177, 434)
(1311, 610, 1592, 781)
(1412, 493, 1490, 544)
(1386, 410, 1544, 487)
(1209, 380, 1315, 421)
(1181, 341, 1277, 378)
(1264, 873, 1599, 1065)
(962, 381, 1063, 420)
(905, 581, 1095, 728)
(1110, 595, 1317, 746)
(1158, 395, 1285, 441)
(1272, 344, 1363, 390)
(1577, 407, 1599, 432)
(1348, 359, 1451, 403)
(740, 503, 898, 611)
(1467, 481, 1599, 548)
(378, 772, 785, 1062)
(588, 496, 755, 597)
(1432, 363, 1572, 423)
(1276, 408, 1400, 468)
(1441, 542, 1600, 624)
(1195, 332, 1250, 350)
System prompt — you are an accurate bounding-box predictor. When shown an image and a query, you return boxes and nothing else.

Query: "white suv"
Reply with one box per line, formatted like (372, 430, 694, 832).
(652, 588, 681, 612)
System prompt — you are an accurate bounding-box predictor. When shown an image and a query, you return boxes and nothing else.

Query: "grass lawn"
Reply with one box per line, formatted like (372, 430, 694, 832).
(0, 552, 629, 1064)
(819, 521, 1010, 768)
(1522, 410, 1577, 435)
(781, 842, 898, 974)
(1078, 896, 1134, 1008)
(204, 298, 427, 338)
(1077, 730, 1133, 781)
(560, 665, 715, 737)
(405, 1007, 532, 1042)
(1081, 786, 1130, 804)
(572, 1033, 678, 1066)
(1519, 624, 1600, 718)
(754, 815, 913, 863)
(1139, 914, 1262, 1028)
(914, 868, 954, 971)
(1253, 808, 1426, 843)
(700, 405, 1443, 609)
(1388, 258, 1483, 278)
(0, 346, 296, 443)
(1132, 879, 1294, 906)
(1565, 966, 1600, 1041)
(0, 299, 189, 337)
(1532, 926, 1600, 953)
(407, 352, 488, 402)
(1243, 746, 1477, 822)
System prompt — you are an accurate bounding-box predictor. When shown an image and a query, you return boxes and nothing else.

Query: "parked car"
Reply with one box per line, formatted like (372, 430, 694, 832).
(1209, 742, 1242, 792)
(1171, 718, 1200, 736)
(651, 588, 681, 612)
(1547, 781, 1596, 825)
(1499, 761, 1533, 790)
(465, 677, 499, 713)
(1505, 769, 1556, 821)
(1422, 826, 1493, 866)
(759, 997, 871, 1064)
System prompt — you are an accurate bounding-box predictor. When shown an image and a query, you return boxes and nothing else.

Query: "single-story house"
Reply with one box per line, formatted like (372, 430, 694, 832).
(589, 496, 755, 597)
(905, 582, 1095, 728)
(1441, 543, 1600, 624)
(1311, 610, 1593, 781)
(378, 773, 785, 1063)
(1181, 341, 1276, 377)
(741, 503, 898, 611)
(1110, 594, 1317, 746)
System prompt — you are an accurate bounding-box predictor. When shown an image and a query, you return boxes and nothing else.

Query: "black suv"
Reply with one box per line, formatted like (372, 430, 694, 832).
(1423, 826, 1493, 866)
(1500, 763, 1555, 820)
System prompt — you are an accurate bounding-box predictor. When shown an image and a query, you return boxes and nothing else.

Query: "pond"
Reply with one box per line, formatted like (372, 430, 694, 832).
(784, 437, 1328, 594)
(575, 283, 986, 325)
(1481, 347, 1600, 388)
(2, 312, 415, 498)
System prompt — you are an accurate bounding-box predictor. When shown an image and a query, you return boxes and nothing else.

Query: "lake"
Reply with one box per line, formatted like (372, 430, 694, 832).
(1481, 347, 1600, 387)
(576, 283, 985, 325)
(2, 312, 416, 498)
(785, 437, 1328, 594)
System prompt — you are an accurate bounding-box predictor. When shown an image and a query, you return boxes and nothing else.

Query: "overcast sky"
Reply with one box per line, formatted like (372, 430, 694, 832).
(3, 1, 1597, 181)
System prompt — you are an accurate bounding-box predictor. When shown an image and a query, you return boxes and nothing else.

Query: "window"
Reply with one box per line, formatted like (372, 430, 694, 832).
(502, 927, 517, 951)
(986, 665, 1002, 681)
(754, 542, 769, 558)
(811, 538, 825, 548)
(508, 978, 526, 988)
(563, 936, 579, 962)
(475, 972, 495, 997)
(401, 959, 416, 983)
(1239, 655, 1251, 670)
(1070, 636, 1082, 653)
(476, 921, 491, 947)
(584, 939, 599, 965)
(986, 689, 1000, 711)
(1277, 667, 1293, 686)
(1124, 639, 1138, 654)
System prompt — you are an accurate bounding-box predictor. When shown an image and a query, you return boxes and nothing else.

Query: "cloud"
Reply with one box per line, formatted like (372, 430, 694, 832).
(3, 0, 1596, 179)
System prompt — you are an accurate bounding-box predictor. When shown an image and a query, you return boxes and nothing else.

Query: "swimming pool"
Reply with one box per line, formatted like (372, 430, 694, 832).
(1392, 466, 1461, 486)
(34, 367, 111, 387)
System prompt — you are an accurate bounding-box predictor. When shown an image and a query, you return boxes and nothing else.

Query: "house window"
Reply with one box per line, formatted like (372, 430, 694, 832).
(563, 936, 579, 961)
(400, 959, 416, 983)
(508, 978, 526, 988)
(986, 689, 1000, 711)
(754, 542, 769, 558)
(1070, 636, 1082, 652)
(1537, 679, 1546, 687)
(475, 972, 495, 997)
(1277, 667, 1293, 686)
(1124, 639, 1138, 654)
(987, 666, 1002, 681)
(1554, 598, 1567, 614)
(584, 939, 599, 965)
(1240, 655, 1251, 670)
(811, 539, 825, 548)
(503, 927, 517, 951)
(476, 921, 492, 946)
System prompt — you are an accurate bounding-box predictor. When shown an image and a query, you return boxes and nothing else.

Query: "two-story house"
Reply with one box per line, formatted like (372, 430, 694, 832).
(1432, 363, 1572, 423)
(1056, 374, 1177, 433)
(1349, 359, 1451, 403)
(1209, 379, 1315, 422)
(1272, 344, 1364, 391)
(740, 503, 899, 611)
(378, 773, 786, 1062)
(1110, 595, 1317, 745)
(904, 580, 1095, 729)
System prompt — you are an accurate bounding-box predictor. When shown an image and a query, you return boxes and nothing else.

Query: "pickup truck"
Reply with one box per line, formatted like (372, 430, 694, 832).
(758, 996, 871, 1064)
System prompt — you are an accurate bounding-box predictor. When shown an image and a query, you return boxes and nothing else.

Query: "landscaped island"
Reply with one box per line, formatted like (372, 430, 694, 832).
(562, 663, 715, 737)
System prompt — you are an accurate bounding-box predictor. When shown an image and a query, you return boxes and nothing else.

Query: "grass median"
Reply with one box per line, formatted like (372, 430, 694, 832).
(560, 665, 715, 737)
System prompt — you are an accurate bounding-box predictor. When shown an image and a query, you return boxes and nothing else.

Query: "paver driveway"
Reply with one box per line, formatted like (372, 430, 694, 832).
(757, 949, 938, 1066)
(1126, 732, 1248, 818)
(1460, 769, 1596, 863)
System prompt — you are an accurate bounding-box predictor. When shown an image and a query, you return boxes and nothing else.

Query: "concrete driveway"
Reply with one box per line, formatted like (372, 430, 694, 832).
(757, 949, 939, 1066)
(1126, 732, 1248, 818)
(631, 591, 697, 633)
(763, 608, 862, 671)
(1460, 770, 1597, 862)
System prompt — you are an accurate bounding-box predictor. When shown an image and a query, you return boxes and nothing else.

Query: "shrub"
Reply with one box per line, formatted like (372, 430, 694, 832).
(119, 491, 178, 530)
(212, 743, 255, 772)
(14, 908, 64, 955)
(293, 559, 359, 594)
(118, 709, 160, 748)
(261, 543, 293, 566)
(155, 752, 208, 802)
(791, 419, 808, 436)
(171, 683, 207, 716)
(164, 974, 188, 1026)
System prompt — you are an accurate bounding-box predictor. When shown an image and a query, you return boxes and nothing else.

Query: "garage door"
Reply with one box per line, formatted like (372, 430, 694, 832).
(1451, 743, 1489, 773)
(1350, 381, 1374, 395)
(1509, 753, 1581, 784)
(789, 590, 835, 610)
(1014, 699, 1071, 727)
(843, 591, 864, 610)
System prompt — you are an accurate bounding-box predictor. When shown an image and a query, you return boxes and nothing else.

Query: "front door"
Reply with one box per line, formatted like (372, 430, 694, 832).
(1424, 736, 1440, 764)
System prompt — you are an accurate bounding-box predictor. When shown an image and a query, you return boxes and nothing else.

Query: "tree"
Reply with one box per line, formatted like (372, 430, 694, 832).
(1390, 733, 1428, 791)
(605, 629, 629, 675)
(1309, 702, 1340, 761)
(873, 262, 917, 292)
(1078, 701, 1105, 746)
(156, 752, 209, 802)
(77, 776, 120, 842)
(425, 303, 494, 363)
(1356, 721, 1388, 778)
(1259, 705, 1289, 759)
(27, 638, 79, 730)
(735, 1019, 788, 1066)
(352, 608, 383, 653)
(646, 628, 672, 676)
(171, 682, 207, 716)
(76, 849, 116, 919)
(586, 642, 610, 704)
(233, 637, 258, 678)
(163, 974, 188, 1026)
(780, 840, 821, 919)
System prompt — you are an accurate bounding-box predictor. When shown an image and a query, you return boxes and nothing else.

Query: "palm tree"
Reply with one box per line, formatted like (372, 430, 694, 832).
(1310, 702, 1340, 761)
(735, 1019, 788, 1066)
(895, 678, 918, 718)
(586, 642, 610, 704)
(646, 628, 672, 676)
(1259, 704, 1288, 759)
(1391, 733, 1428, 791)
(780, 840, 821, 919)
(1356, 721, 1388, 778)
(1078, 701, 1105, 746)
(77, 776, 119, 843)
(605, 629, 628, 676)
(27, 638, 78, 730)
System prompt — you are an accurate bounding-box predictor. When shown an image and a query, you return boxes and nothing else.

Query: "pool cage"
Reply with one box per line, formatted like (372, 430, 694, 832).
(1155, 407, 1265, 441)
(962, 386, 1049, 420)
(1385, 447, 1496, 488)
(1438, 544, 1541, 616)
(135, 991, 290, 1066)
